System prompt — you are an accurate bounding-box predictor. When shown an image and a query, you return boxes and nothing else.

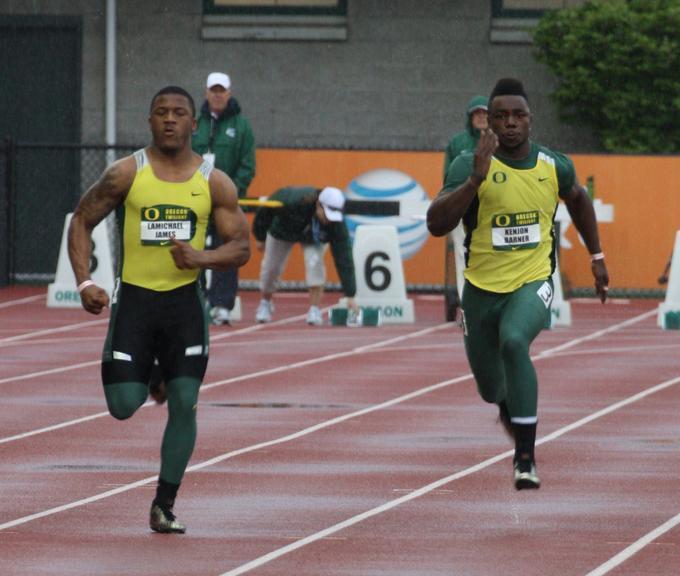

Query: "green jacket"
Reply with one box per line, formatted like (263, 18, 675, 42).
(192, 98, 256, 198)
(443, 95, 488, 182)
(252, 186, 357, 297)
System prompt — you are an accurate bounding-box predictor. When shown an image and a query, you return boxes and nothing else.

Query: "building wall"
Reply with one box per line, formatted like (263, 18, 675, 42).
(0, 0, 600, 152)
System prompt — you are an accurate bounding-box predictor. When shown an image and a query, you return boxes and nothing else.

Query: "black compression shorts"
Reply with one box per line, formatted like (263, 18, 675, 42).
(101, 281, 209, 386)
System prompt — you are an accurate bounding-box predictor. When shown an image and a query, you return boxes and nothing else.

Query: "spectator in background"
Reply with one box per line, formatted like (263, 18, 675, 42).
(252, 186, 359, 326)
(442, 96, 489, 321)
(443, 96, 489, 180)
(192, 72, 256, 325)
(427, 78, 609, 491)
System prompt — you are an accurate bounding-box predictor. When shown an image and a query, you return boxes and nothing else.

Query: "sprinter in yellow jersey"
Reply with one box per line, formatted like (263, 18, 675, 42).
(68, 86, 250, 533)
(427, 78, 609, 490)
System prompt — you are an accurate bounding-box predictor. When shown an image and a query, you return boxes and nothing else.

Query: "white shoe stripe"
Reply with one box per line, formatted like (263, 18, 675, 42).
(510, 416, 538, 425)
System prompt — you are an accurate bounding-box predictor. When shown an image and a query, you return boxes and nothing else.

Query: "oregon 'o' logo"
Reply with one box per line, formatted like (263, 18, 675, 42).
(344, 169, 431, 260)
(492, 171, 508, 184)
(494, 214, 511, 227)
(144, 207, 160, 220)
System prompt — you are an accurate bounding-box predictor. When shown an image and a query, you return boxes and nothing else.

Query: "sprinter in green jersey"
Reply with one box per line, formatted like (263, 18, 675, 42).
(427, 78, 609, 490)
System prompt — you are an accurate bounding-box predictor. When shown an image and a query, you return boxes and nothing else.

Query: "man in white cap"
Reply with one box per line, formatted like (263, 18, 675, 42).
(252, 186, 359, 326)
(192, 72, 256, 326)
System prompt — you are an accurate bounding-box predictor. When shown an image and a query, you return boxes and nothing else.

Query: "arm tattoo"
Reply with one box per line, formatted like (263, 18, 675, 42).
(77, 164, 128, 227)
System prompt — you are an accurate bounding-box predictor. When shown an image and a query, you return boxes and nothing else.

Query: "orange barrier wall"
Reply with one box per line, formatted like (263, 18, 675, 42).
(239, 149, 679, 291)
(567, 155, 679, 291)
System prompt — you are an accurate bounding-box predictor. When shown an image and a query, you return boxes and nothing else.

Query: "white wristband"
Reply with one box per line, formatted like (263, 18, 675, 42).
(77, 280, 95, 293)
(590, 252, 605, 262)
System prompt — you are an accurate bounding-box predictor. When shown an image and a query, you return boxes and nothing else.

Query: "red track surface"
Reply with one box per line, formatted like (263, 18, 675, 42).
(1, 286, 679, 575)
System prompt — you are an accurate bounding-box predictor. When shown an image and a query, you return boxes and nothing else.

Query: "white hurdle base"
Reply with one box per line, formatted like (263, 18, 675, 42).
(230, 296, 242, 322)
(47, 213, 115, 308)
(549, 255, 571, 327)
(657, 230, 680, 329)
(336, 296, 415, 324)
(204, 267, 242, 322)
(350, 224, 414, 324)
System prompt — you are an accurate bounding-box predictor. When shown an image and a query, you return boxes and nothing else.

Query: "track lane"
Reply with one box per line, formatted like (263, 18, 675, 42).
(0, 307, 660, 526)
(1, 294, 677, 576)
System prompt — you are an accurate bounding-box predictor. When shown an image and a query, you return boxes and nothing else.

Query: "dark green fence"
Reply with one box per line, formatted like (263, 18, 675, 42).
(0, 140, 138, 286)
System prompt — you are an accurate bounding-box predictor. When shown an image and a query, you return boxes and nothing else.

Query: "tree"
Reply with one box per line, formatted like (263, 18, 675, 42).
(532, 0, 680, 153)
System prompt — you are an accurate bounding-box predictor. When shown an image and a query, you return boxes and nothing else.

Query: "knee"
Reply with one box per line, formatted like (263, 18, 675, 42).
(169, 394, 196, 418)
(166, 379, 200, 418)
(106, 397, 139, 420)
(500, 335, 528, 361)
(104, 383, 146, 420)
(477, 388, 501, 404)
(468, 360, 506, 405)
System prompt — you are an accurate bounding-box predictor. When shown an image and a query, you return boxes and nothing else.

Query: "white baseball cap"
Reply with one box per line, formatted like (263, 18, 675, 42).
(207, 72, 231, 90)
(318, 187, 346, 222)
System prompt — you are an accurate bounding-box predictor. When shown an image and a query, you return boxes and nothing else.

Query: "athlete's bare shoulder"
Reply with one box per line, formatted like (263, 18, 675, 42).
(208, 168, 239, 210)
(73, 155, 137, 226)
(102, 155, 137, 192)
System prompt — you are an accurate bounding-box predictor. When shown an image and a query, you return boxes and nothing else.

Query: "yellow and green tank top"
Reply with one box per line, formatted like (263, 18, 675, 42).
(441, 142, 575, 293)
(116, 149, 213, 291)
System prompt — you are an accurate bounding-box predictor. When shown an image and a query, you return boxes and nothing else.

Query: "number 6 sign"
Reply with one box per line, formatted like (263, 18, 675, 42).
(351, 225, 415, 323)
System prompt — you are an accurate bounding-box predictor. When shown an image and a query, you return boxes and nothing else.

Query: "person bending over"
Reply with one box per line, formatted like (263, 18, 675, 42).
(252, 186, 359, 325)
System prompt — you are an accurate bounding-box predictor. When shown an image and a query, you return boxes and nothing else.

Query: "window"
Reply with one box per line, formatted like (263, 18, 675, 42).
(205, 0, 346, 15)
(490, 0, 586, 44)
(493, 0, 586, 18)
(202, 0, 347, 40)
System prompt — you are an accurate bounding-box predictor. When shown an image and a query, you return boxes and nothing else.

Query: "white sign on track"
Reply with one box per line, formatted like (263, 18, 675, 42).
(658, 230, 680, 329)
(47, 213, 115, 308)
(349, 224, 414, 323)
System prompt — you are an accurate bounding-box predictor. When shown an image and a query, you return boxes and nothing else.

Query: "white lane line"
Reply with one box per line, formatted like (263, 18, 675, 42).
(0, 310, 652, 445)
(216, 375, 680, 576)
(535, 308, 658, 359)
(0, 411, 112, 446)
(545, 343, 680, 358)
(0, 371, 473, 531)
(0, 324, 452, 444)
(219, 451, 513, 576)
(0, 311, 322, 385)
(0, 318, 108, 346)
(0, 311, 658, 530)
(0, 305, 303, 349)
(0, 475, 159, 531)
(584, 510, 680, 576)
(210, 311, 310, 341)
(0, 360, 100, 386)
(538, 376, 680, 446)
(0, 294, 45, 309)
(201, 323, 451, 393)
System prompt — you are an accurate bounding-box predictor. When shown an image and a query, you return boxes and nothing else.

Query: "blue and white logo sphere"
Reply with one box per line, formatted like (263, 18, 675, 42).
(345, 169, 430, 260)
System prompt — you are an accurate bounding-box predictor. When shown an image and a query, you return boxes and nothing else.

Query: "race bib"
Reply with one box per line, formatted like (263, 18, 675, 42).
(140, 205, 197, 245)
(491, 211, 540, 251)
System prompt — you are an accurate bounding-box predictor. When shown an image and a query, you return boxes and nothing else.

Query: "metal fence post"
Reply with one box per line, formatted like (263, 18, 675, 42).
(3, 136, 16, 285)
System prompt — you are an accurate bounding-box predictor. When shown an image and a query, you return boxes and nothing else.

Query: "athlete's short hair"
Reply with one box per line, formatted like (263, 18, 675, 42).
(150, 86, 196, 117)
(489, 78, 529, 105)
